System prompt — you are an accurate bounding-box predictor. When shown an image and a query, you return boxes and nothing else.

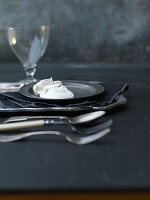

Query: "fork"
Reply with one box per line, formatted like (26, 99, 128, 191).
(0, 128, 111, 144)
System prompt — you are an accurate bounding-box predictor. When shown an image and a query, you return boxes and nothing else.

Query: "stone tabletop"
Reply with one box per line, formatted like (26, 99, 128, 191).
(0, 62, 149, 192)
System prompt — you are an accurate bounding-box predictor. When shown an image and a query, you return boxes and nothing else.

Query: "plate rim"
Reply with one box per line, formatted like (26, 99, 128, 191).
(20, 80, 105, 102)
(0, 94, 127, 112)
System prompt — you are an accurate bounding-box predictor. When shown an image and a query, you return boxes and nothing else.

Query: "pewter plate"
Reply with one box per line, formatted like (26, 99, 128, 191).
(20, 80, 105, 103)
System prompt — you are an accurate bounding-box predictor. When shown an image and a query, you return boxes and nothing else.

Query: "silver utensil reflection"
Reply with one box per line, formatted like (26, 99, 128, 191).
(0, 82, 23, 92)
(0, 128, 111, 144)
(4, 111, 106, 124)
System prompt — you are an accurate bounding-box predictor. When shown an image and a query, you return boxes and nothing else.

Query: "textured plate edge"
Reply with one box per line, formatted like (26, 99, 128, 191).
(0, 94, 127, 113)
(92, 94, 127, 111)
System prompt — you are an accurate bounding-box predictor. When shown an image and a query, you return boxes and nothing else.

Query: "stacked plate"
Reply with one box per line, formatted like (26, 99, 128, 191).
(0, 80, 128, 112)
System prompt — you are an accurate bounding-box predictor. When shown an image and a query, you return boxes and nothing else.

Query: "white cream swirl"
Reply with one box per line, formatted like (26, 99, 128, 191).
(33, 78, 74, 99)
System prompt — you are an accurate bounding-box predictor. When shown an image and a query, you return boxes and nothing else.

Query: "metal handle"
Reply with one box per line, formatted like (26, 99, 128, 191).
(0, 120, 45, 131)
(4, 116, 67, 124)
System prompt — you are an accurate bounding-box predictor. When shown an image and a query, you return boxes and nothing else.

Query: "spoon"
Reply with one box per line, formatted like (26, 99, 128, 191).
(4, 111, 106, 125)
(0, 119, 112, 134)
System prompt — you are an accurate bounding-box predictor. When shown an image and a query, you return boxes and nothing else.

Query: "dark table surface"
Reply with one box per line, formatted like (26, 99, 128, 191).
(0, 62, 149, 192)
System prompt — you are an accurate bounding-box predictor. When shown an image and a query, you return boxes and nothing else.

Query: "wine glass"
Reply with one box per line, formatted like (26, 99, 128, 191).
(7, 25, 49, 84)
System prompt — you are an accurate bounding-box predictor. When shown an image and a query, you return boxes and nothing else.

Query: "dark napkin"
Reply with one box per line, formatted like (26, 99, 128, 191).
(0, 83, 128, 109)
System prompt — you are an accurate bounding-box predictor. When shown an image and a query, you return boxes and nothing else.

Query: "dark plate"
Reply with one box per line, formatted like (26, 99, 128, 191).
(20, 80, 104, 103)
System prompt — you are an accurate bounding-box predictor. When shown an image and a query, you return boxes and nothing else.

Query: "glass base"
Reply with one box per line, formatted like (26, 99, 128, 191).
(23, 65, 38, 85)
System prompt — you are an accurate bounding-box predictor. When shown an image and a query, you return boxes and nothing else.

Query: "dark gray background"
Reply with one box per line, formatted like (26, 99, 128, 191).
(0, 0, 150, 63)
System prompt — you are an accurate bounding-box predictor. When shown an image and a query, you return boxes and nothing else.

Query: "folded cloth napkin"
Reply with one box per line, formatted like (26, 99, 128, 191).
(0, 83, 129, 109)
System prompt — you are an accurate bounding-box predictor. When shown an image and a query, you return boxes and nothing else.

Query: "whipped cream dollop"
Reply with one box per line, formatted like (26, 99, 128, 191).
(33, 78, 74, 99)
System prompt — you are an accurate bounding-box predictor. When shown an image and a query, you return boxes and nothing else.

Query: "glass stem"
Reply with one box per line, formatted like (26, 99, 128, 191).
(23, 64, 37, 83)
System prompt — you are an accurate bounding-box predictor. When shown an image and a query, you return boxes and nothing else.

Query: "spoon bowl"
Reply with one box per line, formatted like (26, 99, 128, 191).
(69, 111, 105, 124)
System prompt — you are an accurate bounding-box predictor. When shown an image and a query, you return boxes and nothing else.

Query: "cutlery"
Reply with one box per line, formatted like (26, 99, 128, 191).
(0, 119, 112, 134)
(4, 111, 106, 125)
(0, 128, 111, 144)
